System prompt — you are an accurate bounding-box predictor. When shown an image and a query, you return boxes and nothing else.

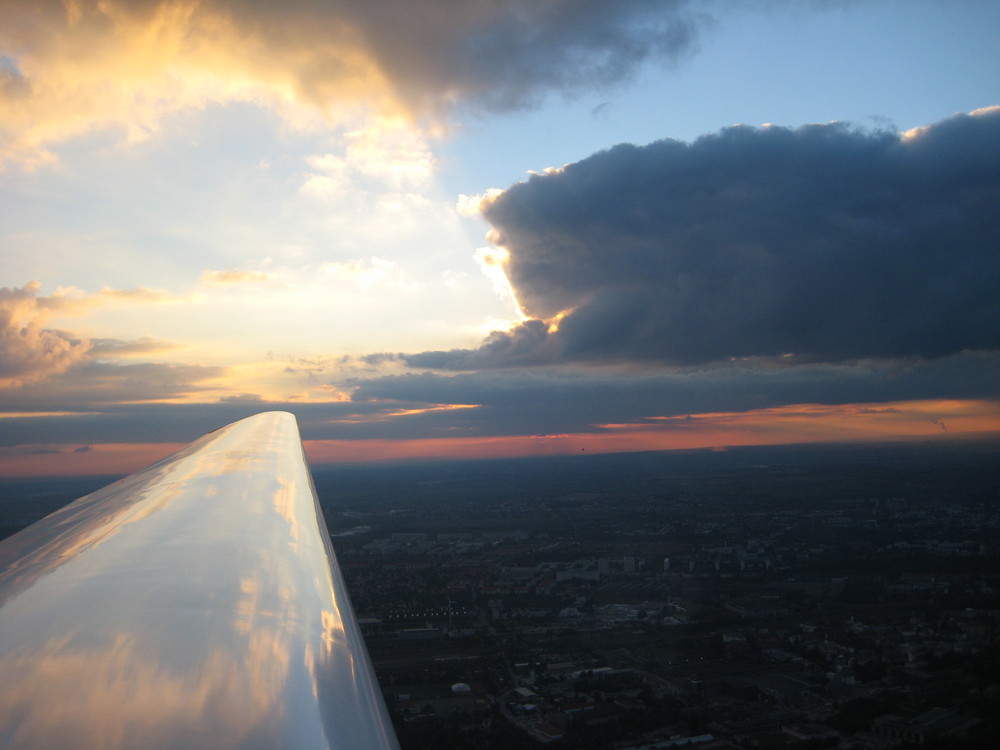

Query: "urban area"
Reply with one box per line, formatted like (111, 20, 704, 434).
(314, 440, 999, 749)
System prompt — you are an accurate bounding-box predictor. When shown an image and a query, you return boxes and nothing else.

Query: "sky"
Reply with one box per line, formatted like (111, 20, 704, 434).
(1, 0, 998, 477)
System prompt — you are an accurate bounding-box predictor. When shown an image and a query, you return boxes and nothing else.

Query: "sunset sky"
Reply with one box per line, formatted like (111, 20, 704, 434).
(2, 0, 998, 477)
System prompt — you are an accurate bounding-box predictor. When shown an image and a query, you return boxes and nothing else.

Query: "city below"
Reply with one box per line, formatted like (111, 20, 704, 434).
(2, 437, 998, 749)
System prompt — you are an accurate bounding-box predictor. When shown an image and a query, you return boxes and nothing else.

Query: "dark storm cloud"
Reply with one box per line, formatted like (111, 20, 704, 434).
(1, 0, 709, 136)
(2, 0, 861, 166)
(345, 0, 704, 112)
(212, 0, 711, 112)
(425, 108, 1000, 369)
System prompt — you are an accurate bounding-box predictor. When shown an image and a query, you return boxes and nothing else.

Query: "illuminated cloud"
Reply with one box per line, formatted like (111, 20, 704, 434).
(94, 286, 191, 304)
(0, 0, 384, 165)
(339, 124, 436, 191)
(420, 108, 1000, 368)
(200, 269, 277, 286)
(300, 123, 436, 208)
(294, 122, 456, 253)
(0, 277, 207, 389)
(0, 0, 712, 166)
(0, 282, 90, 386)
(199, 259, 405, 296)
(456, 189, 504, 218)
(313, 258, 402, 292)
(0, 279, 225, 400)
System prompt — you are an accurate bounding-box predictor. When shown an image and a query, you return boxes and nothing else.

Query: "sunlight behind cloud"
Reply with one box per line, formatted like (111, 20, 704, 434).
(0, 0, 395, 167)
(38, 249, 501, 381)
(341, 123, 436, 190)
(456, 189, 504, 218)
(2, 0, 997, 476)
(315, 258, 401, 292)
(474, 246, 526, 327)
(1, 0, 713, 167)
(297, 120, 445, 249)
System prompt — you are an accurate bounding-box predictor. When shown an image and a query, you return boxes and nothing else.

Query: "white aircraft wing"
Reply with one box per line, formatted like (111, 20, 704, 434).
(0, 411, 399, 749)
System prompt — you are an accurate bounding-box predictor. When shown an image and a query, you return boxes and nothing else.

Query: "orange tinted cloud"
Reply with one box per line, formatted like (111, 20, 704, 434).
(0, 282, 91, 386)
(200, 270, 278, 286)
(0, 0, 390, 166)
(1, 0, 703, 166)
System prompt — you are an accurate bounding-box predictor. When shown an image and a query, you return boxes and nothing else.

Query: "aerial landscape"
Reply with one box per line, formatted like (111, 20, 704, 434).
(2, 437, 998, 747)
(1, 0, 998, 748)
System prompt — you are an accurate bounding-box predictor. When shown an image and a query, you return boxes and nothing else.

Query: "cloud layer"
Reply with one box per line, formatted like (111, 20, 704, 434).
(0, 0, 709, 164)
(2, 350, 997, 449)
(412, 107, 1000, 369)
(347, 351, 1000, 440)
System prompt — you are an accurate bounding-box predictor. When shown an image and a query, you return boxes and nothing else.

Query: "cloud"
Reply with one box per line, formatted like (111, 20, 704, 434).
(94, 287, 189, 304)
(0, 279, 205, 388)
(299, 122, 437, 218)
(358, 0, 705, 114)
(198, 258, 407, 300)
(333, 124, 435, 191)
(218, 393, 264, 404)
(200, 269, 277, 286)
(0, 350, 996, 454)
(0, 359, 226, 410)
(88, 337, 180, 357)
(0, 282, 91, 386)
(428, 107, 1000, 368)
(403, 319, 552, 370)
(315, 258, 401, 291)
(345, 351, 1000, 439)
(0, 0, 716, 165)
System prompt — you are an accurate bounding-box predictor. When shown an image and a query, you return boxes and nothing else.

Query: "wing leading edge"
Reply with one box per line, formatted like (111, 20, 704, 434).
(0, 411, 399, 749)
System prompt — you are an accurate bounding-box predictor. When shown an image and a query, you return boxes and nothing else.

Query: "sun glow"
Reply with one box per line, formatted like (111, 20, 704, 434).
(474, 246, 526, 328)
